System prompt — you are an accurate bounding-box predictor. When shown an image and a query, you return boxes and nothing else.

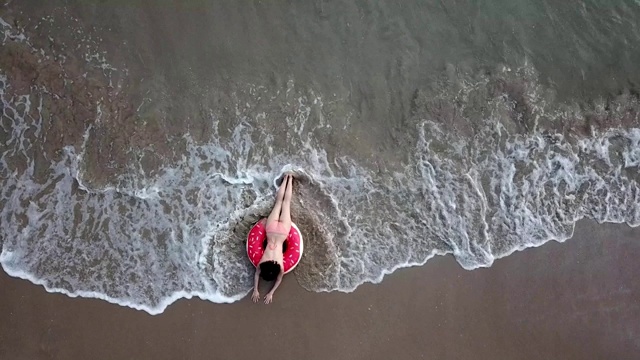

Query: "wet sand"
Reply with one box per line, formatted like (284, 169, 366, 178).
(1, 219, 638, 360)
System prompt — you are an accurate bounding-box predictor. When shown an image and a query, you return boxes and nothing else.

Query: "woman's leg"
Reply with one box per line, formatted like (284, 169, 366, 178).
(279, 174, 293, 228)
(266, 174, 288, 224)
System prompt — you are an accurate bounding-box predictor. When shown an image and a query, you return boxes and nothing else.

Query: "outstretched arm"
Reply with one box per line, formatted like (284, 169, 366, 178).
(264, 271, 284, 304)
(252, 267, 261, 303)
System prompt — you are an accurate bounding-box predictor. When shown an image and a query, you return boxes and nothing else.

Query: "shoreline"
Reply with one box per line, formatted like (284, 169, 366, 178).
(1, 219, 639, 360)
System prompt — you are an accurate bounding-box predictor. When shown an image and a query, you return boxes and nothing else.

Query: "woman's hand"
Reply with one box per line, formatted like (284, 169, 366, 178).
(264, 293, 273, 304)
(252, 290, 260, 303)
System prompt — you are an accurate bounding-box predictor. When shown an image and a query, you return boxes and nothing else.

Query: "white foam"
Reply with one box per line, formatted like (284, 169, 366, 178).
(2, 48, 640, 315)
(1, 259, 245, 315)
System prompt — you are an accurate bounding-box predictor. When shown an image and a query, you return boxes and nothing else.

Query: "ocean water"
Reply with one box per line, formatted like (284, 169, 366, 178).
(1, 1, 640, 314)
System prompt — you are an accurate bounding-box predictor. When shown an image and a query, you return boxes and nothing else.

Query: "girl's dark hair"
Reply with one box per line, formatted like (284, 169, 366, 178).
(259, 261, 281, 281)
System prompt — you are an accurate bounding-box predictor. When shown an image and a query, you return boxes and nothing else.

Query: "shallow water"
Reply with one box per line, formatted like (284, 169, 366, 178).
(1, 1, 640, 314)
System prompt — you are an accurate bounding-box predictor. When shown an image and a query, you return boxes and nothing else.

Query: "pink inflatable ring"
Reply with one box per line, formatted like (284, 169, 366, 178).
(246, 219, 304, 274)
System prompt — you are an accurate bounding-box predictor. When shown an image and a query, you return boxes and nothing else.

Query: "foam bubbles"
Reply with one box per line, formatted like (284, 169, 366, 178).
(2, 46, 640, 314)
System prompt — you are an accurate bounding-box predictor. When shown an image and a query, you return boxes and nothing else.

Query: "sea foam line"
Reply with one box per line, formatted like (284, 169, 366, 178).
(0, 253, 246, 315)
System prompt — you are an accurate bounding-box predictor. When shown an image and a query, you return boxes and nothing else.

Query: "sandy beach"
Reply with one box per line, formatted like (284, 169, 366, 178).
(1, 220, 638, 360)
